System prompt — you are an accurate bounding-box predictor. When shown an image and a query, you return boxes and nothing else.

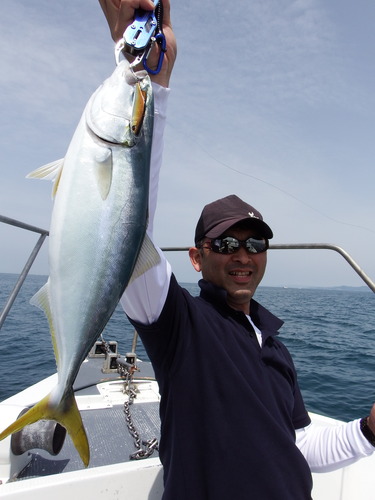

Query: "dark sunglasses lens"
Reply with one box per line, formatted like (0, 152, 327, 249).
(211, 237, 267, 254)
(211, 237, 237, 253)
(246, 238, 268, 254)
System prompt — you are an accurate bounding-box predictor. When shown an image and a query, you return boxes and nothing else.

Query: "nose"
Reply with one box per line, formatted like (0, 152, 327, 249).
(232, 246, 253, 264)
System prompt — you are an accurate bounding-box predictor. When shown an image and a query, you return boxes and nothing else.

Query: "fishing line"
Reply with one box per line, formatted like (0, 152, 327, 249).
(169, 125, 375, 235)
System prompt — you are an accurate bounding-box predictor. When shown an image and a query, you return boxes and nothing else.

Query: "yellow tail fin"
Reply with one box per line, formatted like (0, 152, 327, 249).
(0, 389, 90, 467)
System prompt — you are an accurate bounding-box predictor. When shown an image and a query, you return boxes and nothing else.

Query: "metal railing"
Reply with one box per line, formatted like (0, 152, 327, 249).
(1, 215, 374, 330)
(162, 244, 375, 293)
(0, 215, 49, 329)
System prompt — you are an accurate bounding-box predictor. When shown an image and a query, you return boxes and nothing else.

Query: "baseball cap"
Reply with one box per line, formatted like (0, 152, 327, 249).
(194, 194, 273, 244)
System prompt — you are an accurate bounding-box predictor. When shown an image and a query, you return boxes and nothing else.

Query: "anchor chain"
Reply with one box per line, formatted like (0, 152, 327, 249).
(121, 364, 159, 460)
(99, 334, 112, 354)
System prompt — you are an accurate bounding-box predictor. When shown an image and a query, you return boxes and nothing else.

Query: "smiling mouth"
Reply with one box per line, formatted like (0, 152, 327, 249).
(229, 271, 251, 276)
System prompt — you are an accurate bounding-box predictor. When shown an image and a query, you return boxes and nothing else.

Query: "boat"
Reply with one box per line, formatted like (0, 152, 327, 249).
(0, 214, 375, 499)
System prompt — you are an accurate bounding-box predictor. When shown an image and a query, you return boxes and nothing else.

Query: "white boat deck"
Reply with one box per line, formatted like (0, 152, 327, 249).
(1, 351, 375, 499)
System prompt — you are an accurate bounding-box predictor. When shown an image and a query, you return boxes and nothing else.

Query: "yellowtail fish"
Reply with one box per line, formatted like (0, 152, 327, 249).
(0, 59, 159, 466)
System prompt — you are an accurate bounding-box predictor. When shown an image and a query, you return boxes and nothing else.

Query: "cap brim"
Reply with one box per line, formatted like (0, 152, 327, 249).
(205, 217, 273, 239)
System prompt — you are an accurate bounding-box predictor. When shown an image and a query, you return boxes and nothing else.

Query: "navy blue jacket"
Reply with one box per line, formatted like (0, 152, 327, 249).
(130, 275, 312, 499)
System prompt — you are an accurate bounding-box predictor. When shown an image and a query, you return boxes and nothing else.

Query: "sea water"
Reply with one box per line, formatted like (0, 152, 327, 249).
(0, 273, 374, 423)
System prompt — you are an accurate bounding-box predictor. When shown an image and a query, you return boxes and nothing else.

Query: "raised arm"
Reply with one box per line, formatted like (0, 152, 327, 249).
(99, 0, 177, 324)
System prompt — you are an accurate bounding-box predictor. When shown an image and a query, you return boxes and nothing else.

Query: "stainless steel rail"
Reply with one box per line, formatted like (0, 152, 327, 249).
(1, 215, 374, 330)
(155, 244, 375, 293)
(0, 215, 49, 329)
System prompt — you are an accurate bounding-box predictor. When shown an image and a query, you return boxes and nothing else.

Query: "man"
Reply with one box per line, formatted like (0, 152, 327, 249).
(99, 1, 375, 498)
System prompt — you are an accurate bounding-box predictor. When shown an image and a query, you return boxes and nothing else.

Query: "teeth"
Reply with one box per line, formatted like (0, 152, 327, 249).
(230, 271, 250, 276)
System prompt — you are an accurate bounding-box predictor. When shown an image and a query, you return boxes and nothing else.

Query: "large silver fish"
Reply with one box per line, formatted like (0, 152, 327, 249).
(0, 59, 158, 466)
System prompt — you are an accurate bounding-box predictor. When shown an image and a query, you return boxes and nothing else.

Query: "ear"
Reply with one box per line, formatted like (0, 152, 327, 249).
(189, 247, 202, 272)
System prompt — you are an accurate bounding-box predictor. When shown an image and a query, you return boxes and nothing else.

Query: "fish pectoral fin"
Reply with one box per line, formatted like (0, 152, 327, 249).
(0, 390, 90, 467)
(26, 159, 64, 198)
(30, 281, 60, 368)
(129, 233, 161, 285)
(94, 146, 113, 200)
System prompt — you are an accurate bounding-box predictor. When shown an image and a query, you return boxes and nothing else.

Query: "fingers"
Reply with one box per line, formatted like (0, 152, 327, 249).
(98, 0, 121, 40)
(160, 0, 171, 29)
(99, 0, 156, 42)
(98, 0, 177, 87)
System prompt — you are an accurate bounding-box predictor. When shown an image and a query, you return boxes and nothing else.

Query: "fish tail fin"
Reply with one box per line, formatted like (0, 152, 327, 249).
(0, 393, 52, 439)
(59, 390, 90, 467)
(0, 390, 90, 467)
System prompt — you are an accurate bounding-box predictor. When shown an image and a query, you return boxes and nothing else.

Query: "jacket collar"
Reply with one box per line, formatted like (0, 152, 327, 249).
(198, 279, 283, 339)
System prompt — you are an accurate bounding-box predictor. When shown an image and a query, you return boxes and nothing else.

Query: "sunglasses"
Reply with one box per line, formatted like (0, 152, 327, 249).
(199, 236, 269, 255)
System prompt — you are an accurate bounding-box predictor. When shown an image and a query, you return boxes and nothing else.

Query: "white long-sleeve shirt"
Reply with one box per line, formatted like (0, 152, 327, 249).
(121, 82, 374, 473)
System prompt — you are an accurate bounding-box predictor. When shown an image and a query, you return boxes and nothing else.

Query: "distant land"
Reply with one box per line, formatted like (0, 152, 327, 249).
(178, 281, 373, 292)
(260, 285, 372, 292)
(311, 285, 372, 292)
(0, 273, 373, 293)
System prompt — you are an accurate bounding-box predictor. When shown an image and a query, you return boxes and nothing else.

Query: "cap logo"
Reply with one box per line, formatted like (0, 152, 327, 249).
(248, 211, 259, 219)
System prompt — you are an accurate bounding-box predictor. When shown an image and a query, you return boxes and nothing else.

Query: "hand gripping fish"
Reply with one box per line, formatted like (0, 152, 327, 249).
(0, 59, 159, 466)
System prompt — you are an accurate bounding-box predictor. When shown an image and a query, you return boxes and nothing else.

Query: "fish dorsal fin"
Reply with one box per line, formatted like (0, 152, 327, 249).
(30, 281, 60, 368)
(94, 146, 113, 200)
(129, 233, 161, 285)
(26, 159, 64, 198)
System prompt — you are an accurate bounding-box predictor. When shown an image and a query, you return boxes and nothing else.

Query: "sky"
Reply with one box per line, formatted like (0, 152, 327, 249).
(0, 0, 375, 288)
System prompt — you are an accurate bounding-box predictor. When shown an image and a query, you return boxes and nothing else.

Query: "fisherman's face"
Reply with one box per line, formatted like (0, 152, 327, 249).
(189, 226, 267, 315)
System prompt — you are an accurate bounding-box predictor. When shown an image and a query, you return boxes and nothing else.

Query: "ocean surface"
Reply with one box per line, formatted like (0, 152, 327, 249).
(0, 273, 374, 423)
